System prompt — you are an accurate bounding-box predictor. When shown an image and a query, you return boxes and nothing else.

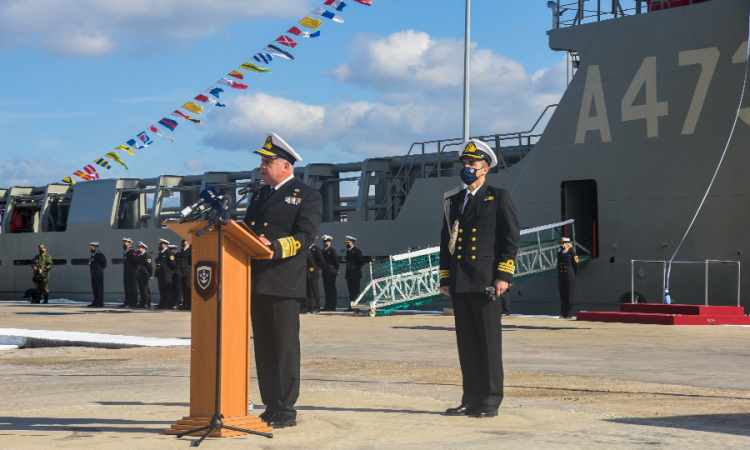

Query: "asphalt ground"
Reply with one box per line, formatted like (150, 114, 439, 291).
(0, 301, 749, 449)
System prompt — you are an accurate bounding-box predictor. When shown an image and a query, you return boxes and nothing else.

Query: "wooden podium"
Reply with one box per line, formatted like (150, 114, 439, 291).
(164, 220, 274, 437)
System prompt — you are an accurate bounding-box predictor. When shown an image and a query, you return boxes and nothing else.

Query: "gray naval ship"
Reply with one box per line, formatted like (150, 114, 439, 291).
(1, 0, 748, 314)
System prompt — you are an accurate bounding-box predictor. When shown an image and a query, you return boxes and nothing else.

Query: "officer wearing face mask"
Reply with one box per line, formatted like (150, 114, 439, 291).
(557, 237, 579, 318)
(439, 139, 520, 419)
(119, 238, 139, 308)
(88, 242, 107, 308)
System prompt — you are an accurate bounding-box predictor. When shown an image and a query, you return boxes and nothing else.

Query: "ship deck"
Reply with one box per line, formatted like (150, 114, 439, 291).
(0, 300, 748, 449)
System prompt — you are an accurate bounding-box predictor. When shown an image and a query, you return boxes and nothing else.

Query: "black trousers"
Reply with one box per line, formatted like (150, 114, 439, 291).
(303, 275, 320, 312)
(451, 292, 504, 408)
(156, 275, 173, 308)
(91, 271, 104, 306)
(251, 293, 303, 418)
(123, 270, 138, 306)
(346, 277, 361, 302)
(322, 272, 338, 310)
(558, 279, 575, 318)
(137, 275, 151, 307)
(172, 275, 182, 308)
(180, 276, 192, 309)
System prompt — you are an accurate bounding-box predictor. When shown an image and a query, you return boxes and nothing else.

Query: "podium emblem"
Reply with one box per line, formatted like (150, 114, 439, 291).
(194, 261, 219, 301)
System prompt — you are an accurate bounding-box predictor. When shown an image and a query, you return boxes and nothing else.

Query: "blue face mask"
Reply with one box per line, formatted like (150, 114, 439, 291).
(460, 166, 478, 185)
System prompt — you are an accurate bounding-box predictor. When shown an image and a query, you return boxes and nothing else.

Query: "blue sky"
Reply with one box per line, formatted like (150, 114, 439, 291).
(0, 0, 568, 186)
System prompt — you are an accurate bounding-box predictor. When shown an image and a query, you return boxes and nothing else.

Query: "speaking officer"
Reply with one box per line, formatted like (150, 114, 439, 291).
(439, 140, 520, 419)
(154, 238, 176, 309)
(135, 242, 153, 308)
(243, 132, 322, 429)
(557, 237, 579, 318)
(344, 236, 366, 311)
(88, 242, 107, 308)
(321, 235, 339, 311)
(176, 239, 192, 310)
(120, 238, 139, 308)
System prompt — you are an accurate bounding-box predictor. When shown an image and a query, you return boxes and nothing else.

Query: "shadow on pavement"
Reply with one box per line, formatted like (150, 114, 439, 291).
(96, 401, 189, 407)
(295, 405, 443, 415)
(606, 413, 750, 436)
(0, 416, 171, 434)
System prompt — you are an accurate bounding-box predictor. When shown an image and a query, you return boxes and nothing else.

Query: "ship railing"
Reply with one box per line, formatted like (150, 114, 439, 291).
(351, 220, 589, 316)
(372, 104, 557, 221)
(550, 1, 646, 29)
(630, 259, 741, 307)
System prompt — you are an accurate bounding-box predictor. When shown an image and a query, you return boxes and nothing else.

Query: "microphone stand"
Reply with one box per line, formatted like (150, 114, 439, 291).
(176, 193, 272, 446)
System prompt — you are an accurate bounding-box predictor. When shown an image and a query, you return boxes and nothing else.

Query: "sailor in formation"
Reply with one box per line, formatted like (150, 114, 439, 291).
(120, 238, 139, 308)
(135, 242, 153, 308)
(439, 139, 520, 418)
(88, 242, 107, 308)
(153, 239, 176, 309)
(168, 244, 180, 309)
(31, 244, 53, 304)
(557, 237, 579, 318)
(344, 236, 366, 311)
(242, 132, 322, 428)
(303, 240, 324, 314)
(321, 235, 339, 311)
(175, 239, 192, 310)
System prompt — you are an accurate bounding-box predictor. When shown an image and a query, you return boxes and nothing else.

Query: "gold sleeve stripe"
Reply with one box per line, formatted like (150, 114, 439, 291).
(574, 256, 579, 263)
(440, 270, 450, 279)
(278, 237, 302, 258)
(497, 260, 516, 274)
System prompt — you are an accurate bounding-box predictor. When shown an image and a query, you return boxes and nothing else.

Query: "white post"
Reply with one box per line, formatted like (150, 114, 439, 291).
(705, 260, 709, 306)
(462, 0, 470, 141)
(631, 260, 635, 303)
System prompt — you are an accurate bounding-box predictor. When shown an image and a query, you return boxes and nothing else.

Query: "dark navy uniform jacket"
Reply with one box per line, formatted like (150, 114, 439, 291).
(345, 246, 366, 279)
(440, 184, 520, 295)
(155, 249, 176, 280)
(243, 177, 322, 298)
(90, 251, 107, 275)
(307, 245, 324, 279)
(176, 246, 192, 278)
(123, 248, 138, 272)
(322, 246, 339, 275)
(557, 247, 579, 281)
(136, 252, 153, 278)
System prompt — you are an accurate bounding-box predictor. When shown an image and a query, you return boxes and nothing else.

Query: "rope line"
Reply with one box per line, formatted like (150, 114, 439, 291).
(667, 9, 750, 289)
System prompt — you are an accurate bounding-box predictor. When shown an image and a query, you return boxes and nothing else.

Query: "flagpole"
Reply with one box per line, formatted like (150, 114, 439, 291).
(463, 0, 470, 142)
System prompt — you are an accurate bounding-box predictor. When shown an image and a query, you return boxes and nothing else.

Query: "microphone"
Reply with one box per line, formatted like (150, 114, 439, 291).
(180, 187, 220, 219)
(238, 182, 260, 196)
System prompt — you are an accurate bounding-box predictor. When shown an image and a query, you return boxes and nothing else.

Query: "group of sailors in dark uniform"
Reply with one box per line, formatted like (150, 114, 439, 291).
(303, 235, 367, 313)
(82, 238, 192, 309)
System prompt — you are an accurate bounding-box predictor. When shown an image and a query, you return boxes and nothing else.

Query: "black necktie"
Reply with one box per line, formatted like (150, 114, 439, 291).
(462, 193, 473, 215)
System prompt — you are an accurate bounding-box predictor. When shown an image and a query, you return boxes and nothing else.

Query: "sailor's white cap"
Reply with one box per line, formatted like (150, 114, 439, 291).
(345, 236, 356, 242)
(560, 237, 571, 243)
(459, 139, 497, 169)
(254, 132, 302, 164)
(90, 242, 100, 246)
(168, 244, 178, 249)
(159, 238, 170, 245)
(322, 235, 333, 242)
(138, 241, 148, 248)
(123, 237, 133, 243)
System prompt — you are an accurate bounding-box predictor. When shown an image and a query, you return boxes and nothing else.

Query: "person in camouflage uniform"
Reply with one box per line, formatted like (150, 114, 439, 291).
(31, 244, 53, 304)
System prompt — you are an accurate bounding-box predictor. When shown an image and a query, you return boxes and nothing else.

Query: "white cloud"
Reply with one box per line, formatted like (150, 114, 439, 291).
(0, 156, 75, 187)
(204, 30, 567, 158)
(0, 0, 313, 57)
(184, 158, 213, 172)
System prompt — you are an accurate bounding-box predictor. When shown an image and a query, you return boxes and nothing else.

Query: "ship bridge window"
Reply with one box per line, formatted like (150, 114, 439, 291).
(561, 180, 599, 259)
(43, 194, 71, 232)
(71, 259, 91, 265)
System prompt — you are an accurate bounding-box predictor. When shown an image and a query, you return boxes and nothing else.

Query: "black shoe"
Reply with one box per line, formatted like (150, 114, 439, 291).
(267, 413, 297, 428)
(117, 304, 128, 308)
(154, 305, 165, 310)
(445, 404, 477, 416)
(87, 304, 103, 308)
(133, 304, 145, 309)
(471, 404, 499, 418)
(312, 309, 321, 314)
(258, 411, 272, 422)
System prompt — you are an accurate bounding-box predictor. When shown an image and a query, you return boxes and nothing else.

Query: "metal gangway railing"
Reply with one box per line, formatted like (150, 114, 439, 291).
(351, 220, 591, 316)
(630, 259, 741, 306)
